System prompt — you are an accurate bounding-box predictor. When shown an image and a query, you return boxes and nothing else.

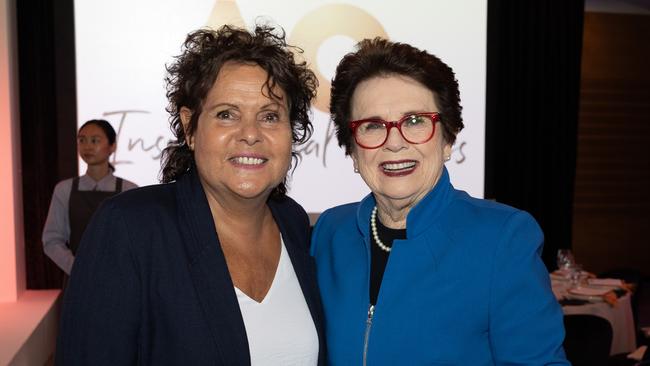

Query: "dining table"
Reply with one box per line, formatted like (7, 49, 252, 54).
(551, 272, 637, 356)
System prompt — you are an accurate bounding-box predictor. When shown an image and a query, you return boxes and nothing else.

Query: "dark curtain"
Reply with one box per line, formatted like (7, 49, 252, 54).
(485, 0, 585, 270)
(17, 0, 77, 289)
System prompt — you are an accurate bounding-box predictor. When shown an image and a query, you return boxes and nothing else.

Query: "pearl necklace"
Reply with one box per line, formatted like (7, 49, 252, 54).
(371, 206, 391, 253)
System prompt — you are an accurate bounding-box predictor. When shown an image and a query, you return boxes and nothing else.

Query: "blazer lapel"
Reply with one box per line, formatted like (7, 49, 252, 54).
(269, 199, 326, 365)
(175, 170, 250, 366)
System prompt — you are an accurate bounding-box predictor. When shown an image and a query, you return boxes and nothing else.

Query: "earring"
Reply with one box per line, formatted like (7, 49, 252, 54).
(445, 155, 451, 161)
(354, 167, 359, 173)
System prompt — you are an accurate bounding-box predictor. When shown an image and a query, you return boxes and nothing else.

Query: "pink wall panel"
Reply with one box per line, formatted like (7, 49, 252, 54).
(0, 0, 25, 302)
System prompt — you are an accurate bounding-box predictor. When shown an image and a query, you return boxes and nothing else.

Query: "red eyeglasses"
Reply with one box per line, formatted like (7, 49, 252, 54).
(349, 112, 440, 149)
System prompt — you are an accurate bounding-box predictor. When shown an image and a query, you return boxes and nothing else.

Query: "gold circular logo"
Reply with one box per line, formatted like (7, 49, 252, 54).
(289, 4, 388, 112)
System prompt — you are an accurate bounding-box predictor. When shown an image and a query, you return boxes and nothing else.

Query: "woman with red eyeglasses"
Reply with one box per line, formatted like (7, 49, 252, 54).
(310, 38, 569, 365)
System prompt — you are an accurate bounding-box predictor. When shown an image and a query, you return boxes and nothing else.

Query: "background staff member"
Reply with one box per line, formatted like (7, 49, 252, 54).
(42, 119, 137, 275)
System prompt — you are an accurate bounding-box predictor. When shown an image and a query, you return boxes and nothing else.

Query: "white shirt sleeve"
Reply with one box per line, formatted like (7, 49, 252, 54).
(42, 180, 75, 274)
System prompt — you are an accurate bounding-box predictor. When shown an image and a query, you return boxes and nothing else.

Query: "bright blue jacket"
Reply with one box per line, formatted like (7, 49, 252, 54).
(311, 168, 568, 365)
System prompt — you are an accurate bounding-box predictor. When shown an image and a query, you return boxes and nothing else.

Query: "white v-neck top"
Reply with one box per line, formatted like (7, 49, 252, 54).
(235, 238, 319, 366)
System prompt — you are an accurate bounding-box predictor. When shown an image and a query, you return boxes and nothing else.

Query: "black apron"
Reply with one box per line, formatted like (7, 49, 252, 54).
(68, 176, 123, 254)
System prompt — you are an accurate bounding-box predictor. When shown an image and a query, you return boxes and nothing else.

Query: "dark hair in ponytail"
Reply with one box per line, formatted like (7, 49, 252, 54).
(79, 119, 117, 172)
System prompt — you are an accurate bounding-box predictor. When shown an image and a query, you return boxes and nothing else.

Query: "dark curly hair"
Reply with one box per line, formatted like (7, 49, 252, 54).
(330, 38, 464, 155)
(160, 24, 318, 198)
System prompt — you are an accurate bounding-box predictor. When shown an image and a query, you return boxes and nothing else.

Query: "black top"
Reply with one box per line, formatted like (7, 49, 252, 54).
(68, 176, 123, 254)
(369, 218, 406, 305)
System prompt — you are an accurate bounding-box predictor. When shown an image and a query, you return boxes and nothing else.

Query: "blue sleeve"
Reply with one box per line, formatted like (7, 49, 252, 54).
(488, 211, 569, 365)
(56, 200, 141, 365)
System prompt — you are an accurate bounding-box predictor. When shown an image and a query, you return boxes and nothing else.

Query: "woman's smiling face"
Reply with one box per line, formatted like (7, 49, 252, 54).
(181, 62, 293, 201)
(350, 74, 451, 209)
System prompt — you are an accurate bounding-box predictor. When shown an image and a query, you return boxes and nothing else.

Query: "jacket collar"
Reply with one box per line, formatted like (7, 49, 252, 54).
(356, 166, 454, 239)
(175, 168, 250, 365)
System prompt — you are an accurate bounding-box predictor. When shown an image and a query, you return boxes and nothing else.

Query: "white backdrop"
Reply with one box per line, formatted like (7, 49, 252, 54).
(74, 0, 487, 213)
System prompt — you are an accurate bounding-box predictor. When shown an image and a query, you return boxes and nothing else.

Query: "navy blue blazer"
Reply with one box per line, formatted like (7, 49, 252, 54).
(56, 169, 326, 365)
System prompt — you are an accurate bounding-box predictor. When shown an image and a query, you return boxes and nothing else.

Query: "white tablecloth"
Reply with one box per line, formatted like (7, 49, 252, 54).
(552, 279, 636, 355)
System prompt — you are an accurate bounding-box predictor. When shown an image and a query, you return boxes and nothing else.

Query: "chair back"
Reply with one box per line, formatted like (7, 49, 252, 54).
(563, 314, 613, 366)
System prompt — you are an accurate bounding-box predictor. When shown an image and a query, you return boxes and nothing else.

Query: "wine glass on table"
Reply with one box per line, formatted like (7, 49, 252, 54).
(568, 264, 584, 289)
(556, 249, 575, 271)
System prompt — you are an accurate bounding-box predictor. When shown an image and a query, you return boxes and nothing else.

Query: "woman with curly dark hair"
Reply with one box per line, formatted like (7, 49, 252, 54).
(57, 24, 325, 365)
